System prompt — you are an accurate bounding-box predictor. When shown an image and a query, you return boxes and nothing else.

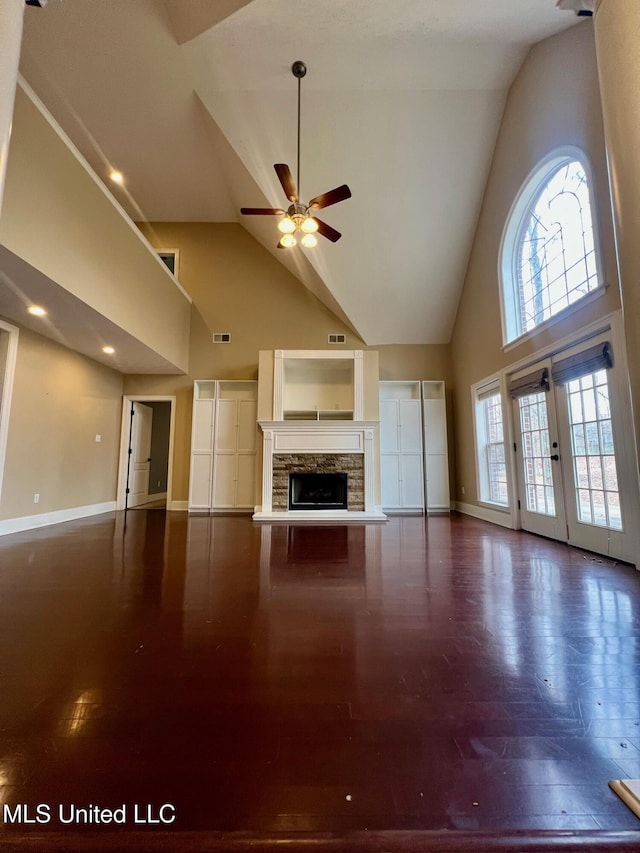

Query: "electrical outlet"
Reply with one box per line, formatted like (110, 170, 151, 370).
(95, 434, 101, 442)
(33, 493, 40, 504)
(461, 486, 465, 495)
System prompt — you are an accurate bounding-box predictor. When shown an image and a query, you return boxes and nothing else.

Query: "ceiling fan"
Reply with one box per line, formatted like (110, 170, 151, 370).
(240, 60, 351, 248)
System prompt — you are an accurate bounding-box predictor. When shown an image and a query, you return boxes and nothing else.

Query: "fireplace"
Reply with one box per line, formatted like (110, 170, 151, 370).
(289, 472, 348, 511)
(254, 420, 386, 521)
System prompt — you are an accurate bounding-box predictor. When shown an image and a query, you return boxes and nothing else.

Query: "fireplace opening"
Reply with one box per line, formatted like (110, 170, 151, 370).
(289, 472, 348, 511)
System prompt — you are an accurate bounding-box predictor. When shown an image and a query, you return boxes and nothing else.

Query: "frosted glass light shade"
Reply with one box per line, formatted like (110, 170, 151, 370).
(278, 216, 296, 234)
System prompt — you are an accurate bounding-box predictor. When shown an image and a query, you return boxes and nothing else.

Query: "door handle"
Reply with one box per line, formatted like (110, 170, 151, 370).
(550, 454, 559, 461)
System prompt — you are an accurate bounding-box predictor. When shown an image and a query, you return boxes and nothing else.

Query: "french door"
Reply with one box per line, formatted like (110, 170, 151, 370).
(512, 336, 638, 563)
(512, 359, 567, 542)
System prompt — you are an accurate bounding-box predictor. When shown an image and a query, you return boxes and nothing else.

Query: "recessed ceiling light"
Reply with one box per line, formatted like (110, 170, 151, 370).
(27, 305, 47, 316)
(109, 171, 124, 184)
(102, 346, 115, 354)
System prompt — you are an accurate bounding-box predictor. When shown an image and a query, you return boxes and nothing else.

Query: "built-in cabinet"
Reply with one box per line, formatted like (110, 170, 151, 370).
(379, 382, 424, 513)
(379, 380, 450, 515)
(422, 381, 450, 513)
(189, 380, 258, 512)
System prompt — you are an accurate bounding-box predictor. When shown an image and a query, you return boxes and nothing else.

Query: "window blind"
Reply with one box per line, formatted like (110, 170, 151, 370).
(551, 341, 613, 385)
(508, 368, 550, 399)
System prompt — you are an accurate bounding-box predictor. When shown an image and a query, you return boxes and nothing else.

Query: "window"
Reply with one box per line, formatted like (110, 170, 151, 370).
(157, 250, 179, 277)
(500, 150, 602, 344)
(474, 382, 509, 506)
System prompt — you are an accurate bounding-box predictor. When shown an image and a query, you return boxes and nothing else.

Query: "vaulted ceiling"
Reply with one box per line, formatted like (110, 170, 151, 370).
(18, 0, 581, 346)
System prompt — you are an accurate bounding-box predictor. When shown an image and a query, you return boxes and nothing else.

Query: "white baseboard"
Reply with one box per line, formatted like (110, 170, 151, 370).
(0, 501, 116, 537)
(455, 501, 516, 529)
(169, 500, 188, 511)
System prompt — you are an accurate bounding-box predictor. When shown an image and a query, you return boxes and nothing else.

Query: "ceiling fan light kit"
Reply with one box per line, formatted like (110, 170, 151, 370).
(241, 61, 351, 248)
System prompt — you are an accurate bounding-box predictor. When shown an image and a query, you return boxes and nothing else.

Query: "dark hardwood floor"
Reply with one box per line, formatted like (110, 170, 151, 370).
(0, 512, 639, 851)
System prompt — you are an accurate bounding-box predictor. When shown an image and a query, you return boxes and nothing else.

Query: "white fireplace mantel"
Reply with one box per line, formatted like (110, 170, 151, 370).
(253, 420, 386, 523)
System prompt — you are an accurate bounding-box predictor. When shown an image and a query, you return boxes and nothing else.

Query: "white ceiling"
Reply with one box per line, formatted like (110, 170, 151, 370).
(16, 0, 581, 349)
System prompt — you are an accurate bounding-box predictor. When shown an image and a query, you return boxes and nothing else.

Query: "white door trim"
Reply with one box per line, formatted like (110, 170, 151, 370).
(0, 319, 19, 502)
(116, 395, 176, 511)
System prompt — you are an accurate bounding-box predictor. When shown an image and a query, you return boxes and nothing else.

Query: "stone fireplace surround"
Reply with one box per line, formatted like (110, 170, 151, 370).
(273, 454, 364, 511)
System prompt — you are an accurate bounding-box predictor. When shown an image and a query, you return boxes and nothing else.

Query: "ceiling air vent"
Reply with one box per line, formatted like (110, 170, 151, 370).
(213, 333, 231, 343)
(328, 334, 346, 344)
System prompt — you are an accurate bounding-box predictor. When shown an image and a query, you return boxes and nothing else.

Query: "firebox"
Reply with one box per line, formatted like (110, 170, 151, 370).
(288, 472, 348, 511)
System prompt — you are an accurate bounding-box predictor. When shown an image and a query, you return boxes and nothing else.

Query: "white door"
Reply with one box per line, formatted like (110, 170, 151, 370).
(553, 339, 637, 563)
(512, 367, 567, 541)
(129, 402, 153, 507)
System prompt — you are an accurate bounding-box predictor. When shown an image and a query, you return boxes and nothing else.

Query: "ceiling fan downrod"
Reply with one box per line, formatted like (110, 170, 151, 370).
(292, 60, 306, 200)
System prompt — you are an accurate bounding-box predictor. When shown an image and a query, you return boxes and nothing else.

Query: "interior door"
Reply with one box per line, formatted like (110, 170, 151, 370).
(129, 402, 153, 507)
(512, 361, 568, 541)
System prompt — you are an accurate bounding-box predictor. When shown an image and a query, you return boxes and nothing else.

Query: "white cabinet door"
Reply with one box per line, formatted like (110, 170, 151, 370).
(399, 400, 422, 452)
(422, 396, 450, 513)
(215, 399, 238, 452)
(381, 454, 401, 508)
(237, 400, 258, 452)
(212, 396, 257, 509)
(379, 396, 424, 511)
(189, 398, 215, 510)
(236, 454, 257, 508)
(400, 454, 424, 508)
(423, 400, 447, 455)
(192, 400, 214, 452)
(425, 454, 450, 511)
(213, 453, 237, 507)
(190, 454, 214, 509)
(380, 400, 400, 452)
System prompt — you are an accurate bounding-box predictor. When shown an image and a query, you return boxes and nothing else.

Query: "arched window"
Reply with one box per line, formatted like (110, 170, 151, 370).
(500, 150, 602, 344)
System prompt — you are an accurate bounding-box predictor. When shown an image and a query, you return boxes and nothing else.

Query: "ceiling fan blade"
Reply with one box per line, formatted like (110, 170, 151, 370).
(240, 207, 285, 215)
(274, 164, 298, 203)
(315, 218, 342, 243)
(308, 184, 351, 211)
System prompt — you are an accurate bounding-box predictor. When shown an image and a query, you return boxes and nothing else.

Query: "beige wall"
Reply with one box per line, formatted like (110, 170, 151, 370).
(377, 344, 452, 384)
(0, 326, 123, 520)
(449, 22, 621, 509)
(132, 224, 452, 502)
(0, 85, 191, 372)
(139, 222, 365, 361)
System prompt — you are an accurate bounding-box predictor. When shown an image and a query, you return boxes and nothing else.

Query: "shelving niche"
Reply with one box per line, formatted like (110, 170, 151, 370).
(273, 350, 364, 421)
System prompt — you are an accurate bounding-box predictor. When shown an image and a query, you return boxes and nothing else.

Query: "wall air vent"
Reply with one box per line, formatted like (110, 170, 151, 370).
(213, 333, 231, 343)
(328, 334, 346, 344)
